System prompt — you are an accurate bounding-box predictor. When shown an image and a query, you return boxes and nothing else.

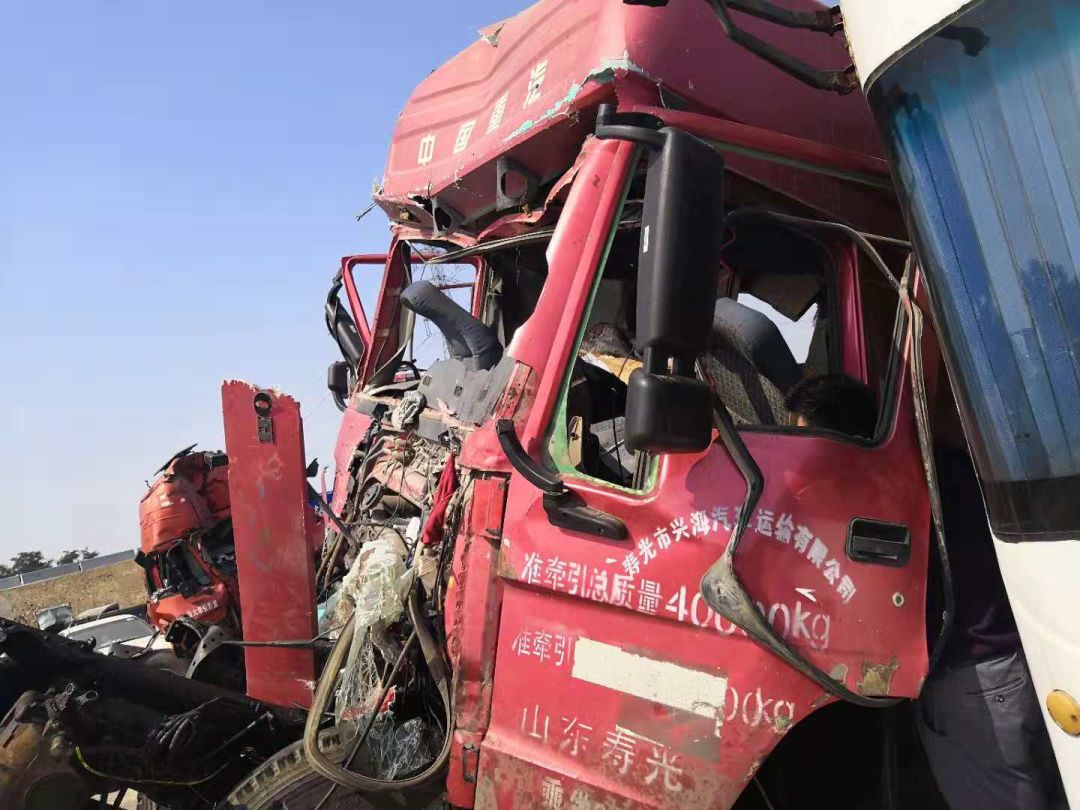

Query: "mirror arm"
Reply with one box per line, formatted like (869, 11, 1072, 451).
(698, 367, 899, 707)
(623, 0, 856, 94)
(594, 106, 665, 147)
(495, 420, 628, 541)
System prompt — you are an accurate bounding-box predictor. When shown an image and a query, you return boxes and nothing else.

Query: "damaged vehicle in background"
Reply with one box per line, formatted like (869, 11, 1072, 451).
(34, 604, 74, 634)
(59, 614, 178, 669)
(136, 445, 241, 654)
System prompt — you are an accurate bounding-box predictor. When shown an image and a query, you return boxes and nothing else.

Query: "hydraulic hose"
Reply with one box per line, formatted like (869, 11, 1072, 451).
(302, 585, 453, 794)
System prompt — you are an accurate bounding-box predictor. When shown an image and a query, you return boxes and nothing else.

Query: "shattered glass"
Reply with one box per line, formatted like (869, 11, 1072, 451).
(362, 716, 432, 780)
(335, 533, 414, 720)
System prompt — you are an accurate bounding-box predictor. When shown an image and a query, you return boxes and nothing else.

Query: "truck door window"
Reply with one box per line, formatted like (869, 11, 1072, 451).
(406, 261, 479, 370)
(547, 201, 643, 491)
(548, 180, 903, 491)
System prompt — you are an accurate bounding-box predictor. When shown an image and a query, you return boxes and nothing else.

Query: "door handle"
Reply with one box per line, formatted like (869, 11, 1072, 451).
(846, 518, 911, 566)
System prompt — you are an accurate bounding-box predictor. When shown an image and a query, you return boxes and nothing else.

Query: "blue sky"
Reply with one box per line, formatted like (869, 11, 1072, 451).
(0, 1, 516, 558)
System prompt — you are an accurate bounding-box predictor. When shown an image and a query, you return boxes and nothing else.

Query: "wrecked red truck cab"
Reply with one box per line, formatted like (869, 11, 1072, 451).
(138, 446, 239, 634)
(0, 2, 956, 808)
(318, 1, 937, 806)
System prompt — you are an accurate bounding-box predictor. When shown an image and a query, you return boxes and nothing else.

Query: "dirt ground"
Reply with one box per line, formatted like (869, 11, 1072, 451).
(1, 562, 147, 625)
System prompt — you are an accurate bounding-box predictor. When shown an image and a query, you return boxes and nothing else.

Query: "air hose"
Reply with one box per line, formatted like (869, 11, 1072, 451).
(302, 584, 453, 794)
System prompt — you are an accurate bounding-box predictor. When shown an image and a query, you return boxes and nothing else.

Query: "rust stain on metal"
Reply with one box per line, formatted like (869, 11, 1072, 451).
(493, 362, 535, 421)
(474, 774, 498, 810)
(829, 663, 849, 685)
(495, 549, 520, 581)
(857, 658, 899, 697)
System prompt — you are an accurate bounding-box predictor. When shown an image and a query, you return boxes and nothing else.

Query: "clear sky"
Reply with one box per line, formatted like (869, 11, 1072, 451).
(0, 1, 517, 558)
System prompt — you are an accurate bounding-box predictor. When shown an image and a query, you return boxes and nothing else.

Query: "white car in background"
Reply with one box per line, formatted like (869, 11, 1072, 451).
(60, 614, 172, 659)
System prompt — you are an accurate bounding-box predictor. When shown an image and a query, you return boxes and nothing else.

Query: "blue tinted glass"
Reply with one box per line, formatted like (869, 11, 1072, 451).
(871, 0, 1080, 486)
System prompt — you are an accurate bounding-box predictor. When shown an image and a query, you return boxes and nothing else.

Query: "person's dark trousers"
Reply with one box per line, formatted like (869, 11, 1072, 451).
(917, 649, 1069, 810)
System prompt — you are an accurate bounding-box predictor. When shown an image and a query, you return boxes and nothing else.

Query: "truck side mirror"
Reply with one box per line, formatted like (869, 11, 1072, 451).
(325, 274, 366, 369)
(596, 108, 726, 453)
(327, 360, 351, 411)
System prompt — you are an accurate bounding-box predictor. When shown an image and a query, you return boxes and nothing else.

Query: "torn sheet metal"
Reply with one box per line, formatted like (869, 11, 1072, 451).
(376, 0, 879, 235)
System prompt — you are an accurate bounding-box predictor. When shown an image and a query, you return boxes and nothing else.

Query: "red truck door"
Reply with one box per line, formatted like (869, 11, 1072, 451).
(475, 141, 931, 808)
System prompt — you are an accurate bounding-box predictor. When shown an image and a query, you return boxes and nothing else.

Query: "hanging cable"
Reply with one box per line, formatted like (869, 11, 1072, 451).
(310, 631, 419, 810)
(302, 585, 452, 794)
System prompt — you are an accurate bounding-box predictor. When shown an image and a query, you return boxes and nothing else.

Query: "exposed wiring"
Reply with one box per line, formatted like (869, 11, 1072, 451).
(754, 776, 777, 810)
(432, 475, 471, 611)
(897, 255, 955, 673)
(315, 436, 390, 596)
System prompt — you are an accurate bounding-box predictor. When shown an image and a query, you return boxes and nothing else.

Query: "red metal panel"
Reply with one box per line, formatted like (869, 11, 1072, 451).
(630, 105, 891, 180)
(483, 381, 929, 806)
(443, 473, 509, 807)
(377, 0, 883, 225)
(838, 241, 870, 383)
(221, 381, 317, 708)
(329, 408, 372, 515)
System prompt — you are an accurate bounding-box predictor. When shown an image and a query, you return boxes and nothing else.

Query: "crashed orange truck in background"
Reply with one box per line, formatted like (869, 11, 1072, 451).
(137, 446, 238, 635)
(1, 0, 1073, 808)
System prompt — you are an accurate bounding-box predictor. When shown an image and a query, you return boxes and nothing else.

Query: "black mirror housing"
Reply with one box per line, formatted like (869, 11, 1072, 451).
(624, 370, 712, 454)
(595, 109, 725, 453)
(325, 277, 366, 369)
(636, 128, 726, 378)
(327, 361, 351, 412)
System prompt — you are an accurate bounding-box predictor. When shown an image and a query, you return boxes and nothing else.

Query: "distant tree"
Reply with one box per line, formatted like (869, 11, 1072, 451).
(55, 548, 99, 565)
(0, 564, 12, 579)
(9, 551, 51, 575)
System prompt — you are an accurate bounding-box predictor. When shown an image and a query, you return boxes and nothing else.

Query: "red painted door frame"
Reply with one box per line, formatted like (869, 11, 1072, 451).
(472, 130, 928, 807)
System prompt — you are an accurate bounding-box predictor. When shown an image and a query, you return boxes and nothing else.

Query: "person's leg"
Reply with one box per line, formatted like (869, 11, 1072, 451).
(916, 650, 1067, 810)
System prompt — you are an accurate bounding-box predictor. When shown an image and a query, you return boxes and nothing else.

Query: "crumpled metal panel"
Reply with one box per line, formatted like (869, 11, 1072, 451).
(377, 0, 882, 229)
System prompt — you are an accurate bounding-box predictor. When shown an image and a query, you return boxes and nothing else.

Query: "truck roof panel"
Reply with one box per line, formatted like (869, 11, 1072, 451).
(376, 0, 887, 235)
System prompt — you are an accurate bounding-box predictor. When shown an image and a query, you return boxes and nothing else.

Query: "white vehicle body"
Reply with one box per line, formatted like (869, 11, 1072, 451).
(839, 0, 1080, 799)
(60, 614, 171, 657)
